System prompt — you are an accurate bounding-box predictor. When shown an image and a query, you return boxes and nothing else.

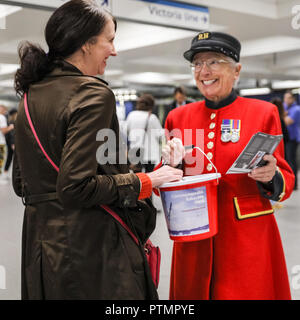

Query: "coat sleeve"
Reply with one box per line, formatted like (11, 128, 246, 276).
(257, 104, 295, 202)
(56, 81, 141, 209)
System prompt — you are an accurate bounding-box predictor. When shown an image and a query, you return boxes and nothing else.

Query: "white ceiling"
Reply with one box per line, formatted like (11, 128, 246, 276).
(1, 0, 300, 99)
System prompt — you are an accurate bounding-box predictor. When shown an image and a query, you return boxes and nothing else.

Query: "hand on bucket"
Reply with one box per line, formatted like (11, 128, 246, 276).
(161, 138, 186, 167)
(147, 165, 183, 188)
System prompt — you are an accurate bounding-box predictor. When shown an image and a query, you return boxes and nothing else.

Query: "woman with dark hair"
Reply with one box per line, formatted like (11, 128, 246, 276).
(13, 0, 182, 300)
(126, 94, 163, 173)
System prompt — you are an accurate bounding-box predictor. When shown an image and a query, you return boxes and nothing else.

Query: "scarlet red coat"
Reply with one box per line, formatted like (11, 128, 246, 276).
(165, 96, 294, 300)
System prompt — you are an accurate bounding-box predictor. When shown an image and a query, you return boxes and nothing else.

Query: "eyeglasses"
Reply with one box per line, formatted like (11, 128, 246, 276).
(190, 58, 230, 72)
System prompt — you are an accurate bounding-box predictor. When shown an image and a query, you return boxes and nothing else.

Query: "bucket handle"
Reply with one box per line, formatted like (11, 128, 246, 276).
(193, 146, 219, 183)
(161, 143, 219, 182)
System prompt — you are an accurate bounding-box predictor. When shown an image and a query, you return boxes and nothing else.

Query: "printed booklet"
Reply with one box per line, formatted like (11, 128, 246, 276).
(226, 132, 283, 174)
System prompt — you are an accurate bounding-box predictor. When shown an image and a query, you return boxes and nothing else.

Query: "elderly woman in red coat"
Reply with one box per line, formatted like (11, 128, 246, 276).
(162, 31, 294, 300)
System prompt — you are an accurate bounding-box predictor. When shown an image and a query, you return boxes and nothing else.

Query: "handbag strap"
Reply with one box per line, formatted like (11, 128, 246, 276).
(142, 112, 151, 145)
(24, 93, 60, 173)
(101, 205, 138, 245)
(23, 92, 139, 245)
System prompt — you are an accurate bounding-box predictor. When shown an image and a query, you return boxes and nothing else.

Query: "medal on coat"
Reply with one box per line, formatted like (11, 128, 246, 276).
(221, 119, 232, 142)
(231, 120, 241, 143)
(221, 119, 241, 143)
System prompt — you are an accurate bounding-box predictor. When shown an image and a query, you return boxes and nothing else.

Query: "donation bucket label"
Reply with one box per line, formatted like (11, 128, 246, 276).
(161, 186, 209, 237)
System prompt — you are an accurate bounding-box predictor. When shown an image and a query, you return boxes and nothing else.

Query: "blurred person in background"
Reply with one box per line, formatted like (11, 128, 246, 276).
(13, 0, 182, 300)
(270, 98, 289, 209)
(162, 86, 193, 126)
(126, 93, 163, 173)
(271, 97, 289, 159)
(3, 108, 18, 179)
(0, 105, 14, 184)
(283, 90, 300, 190)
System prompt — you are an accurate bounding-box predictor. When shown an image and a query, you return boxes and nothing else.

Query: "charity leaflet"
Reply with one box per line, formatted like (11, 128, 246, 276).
(226, 132, 283, 174)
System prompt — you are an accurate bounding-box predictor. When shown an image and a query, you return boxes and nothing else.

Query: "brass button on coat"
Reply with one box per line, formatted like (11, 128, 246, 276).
(208, 132, 215, 139)
(207, 152, 213, 160)
(207, 141, 214, 149)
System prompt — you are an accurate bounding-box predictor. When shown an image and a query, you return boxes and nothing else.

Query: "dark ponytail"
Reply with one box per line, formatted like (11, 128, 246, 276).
(15, 0, 117, 97)
(15, 42, 54, 97)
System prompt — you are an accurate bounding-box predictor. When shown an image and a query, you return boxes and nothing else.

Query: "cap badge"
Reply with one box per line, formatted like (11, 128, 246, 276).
(198, 32, 211, 40)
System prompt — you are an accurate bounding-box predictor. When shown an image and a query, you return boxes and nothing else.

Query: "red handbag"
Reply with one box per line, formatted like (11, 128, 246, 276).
(144, 239, 161, 288)
(23, 93, 161, 288)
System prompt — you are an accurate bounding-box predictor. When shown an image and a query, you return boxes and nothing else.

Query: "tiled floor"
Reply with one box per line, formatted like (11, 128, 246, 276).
(0, 173, 299, 300)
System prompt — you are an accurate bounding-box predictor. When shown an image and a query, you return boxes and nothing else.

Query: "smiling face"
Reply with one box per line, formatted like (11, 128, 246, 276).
(81, 17, 117, 76)
(193, 52, 241, 103)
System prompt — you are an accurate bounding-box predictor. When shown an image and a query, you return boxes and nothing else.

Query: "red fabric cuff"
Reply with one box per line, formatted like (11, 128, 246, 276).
(136, 173, 153, 199)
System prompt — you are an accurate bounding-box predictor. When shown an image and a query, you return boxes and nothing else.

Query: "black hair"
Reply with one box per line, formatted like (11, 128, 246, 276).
(136, 94, 155, 112)
(271, 97, 285, 120)
(9, 108, 18, 116)
(174, 86, 186, 96)
(15, 0, 117, 97)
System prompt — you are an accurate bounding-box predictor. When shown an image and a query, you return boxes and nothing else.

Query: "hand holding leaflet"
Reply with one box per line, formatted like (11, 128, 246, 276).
(248, 153, 278, 183)
(226, 132, 283, 174)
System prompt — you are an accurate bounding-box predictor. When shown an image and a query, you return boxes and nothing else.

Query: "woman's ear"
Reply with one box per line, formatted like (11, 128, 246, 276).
(81, 37, 97, 55)
(81, 42, 91, 55)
